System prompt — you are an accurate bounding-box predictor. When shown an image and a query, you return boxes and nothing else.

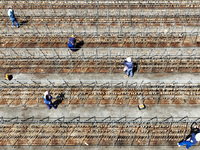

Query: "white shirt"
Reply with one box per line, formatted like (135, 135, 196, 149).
(8, 9, 13, 16)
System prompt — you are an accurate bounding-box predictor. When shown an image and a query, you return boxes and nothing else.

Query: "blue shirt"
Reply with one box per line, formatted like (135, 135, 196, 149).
(43, 96, 52, 104)
(68, 37, 76, 45)
(9, 10, 15, 19)
(124, 61, 133, 69)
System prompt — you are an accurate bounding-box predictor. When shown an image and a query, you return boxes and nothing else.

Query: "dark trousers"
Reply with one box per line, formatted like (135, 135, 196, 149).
(45, 102, 57, 109)
(10, 17, 19, 27)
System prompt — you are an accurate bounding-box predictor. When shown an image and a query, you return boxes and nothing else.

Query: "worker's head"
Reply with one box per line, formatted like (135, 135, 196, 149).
(126, 57, 131, 62)
(196, 133, 200, 141)
(44, 91, 50, 97)
(8, 6, 12, 9)
(71, 35, 75, 38)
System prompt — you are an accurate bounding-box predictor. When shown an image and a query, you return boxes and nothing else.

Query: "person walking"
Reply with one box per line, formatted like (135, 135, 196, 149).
(178, 123, 200, 149)
(68, 35, 76, 51)
(8, 7, 19, 28)
(124, 57, 133, 78)
(43, 91, 57, 109)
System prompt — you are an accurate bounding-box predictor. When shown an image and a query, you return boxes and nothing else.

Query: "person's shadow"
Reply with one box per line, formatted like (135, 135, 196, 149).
(132, 62, 138, 75)
(53, 93, 65, 108)
(19, 20, 28, 27)
(74, 40, 84, 51)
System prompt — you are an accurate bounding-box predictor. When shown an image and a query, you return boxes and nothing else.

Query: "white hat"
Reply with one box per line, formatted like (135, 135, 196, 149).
(44, 91, 50, 97)
(127, 57, 131, 62)
(195, 133, 200, 141)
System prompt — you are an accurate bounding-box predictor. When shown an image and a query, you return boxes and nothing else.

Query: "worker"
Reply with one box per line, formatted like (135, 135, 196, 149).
(178, 123, 200, 149)
(8, 7, 19, 28)
(43, 91, 57, 109)
(124, 57, 133, 78)
(5, 74, 13, 80)
(68, 35, 76, 51)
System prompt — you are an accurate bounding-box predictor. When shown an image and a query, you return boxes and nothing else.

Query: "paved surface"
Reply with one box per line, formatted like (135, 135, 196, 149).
(6, 72, 200, 83)
(1, 105, 200, 119)
(0, 48, 199, 58)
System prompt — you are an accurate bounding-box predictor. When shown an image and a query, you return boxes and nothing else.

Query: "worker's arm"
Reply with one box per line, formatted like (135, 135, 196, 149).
(190, 133, 198, 144)
(43, 96, 51, 104)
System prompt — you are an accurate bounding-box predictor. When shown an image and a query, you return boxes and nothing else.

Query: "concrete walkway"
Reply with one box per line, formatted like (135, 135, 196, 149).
(1, 105, 200, 119)
(3, 72, 200, 84)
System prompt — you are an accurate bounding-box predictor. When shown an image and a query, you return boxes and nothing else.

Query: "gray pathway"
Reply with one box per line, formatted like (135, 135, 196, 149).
(6, 72, 200, 84)
(1, 105, 199, 119)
